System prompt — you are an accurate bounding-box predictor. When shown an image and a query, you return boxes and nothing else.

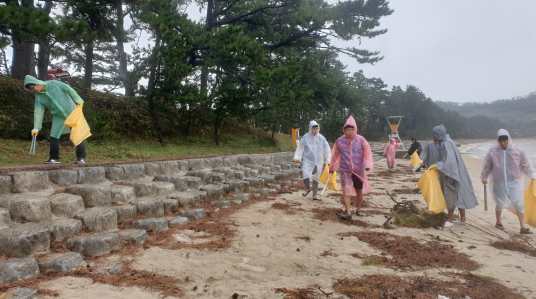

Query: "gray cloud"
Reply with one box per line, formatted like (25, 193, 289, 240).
(333, 0, 536, 103)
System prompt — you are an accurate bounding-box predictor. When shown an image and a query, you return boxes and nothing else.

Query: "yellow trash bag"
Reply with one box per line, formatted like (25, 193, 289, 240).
(524, 180, 536, 228)
(410, 152, 422, 169)
(417, 166, 447, 214)
(64, 105, 91, 146)
(318, 164, 340, 191)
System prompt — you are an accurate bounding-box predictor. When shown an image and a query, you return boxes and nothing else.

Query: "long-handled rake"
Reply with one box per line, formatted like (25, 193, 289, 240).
(29, 135, 36, 155)
(317, 172, 334, 200)
(484, 183, 488, 211)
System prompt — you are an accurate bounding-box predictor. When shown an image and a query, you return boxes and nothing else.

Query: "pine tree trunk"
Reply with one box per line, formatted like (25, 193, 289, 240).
(37, 0, 53, 80)
(147, 34, 166, 146)
(214, 116, 220, 145)
(11, 39, 35, 80)
(84, 42, 94, 89)
(115, 1, 134, 96)
(200, 0, 213, 94)
(37, 45, 50, 80)
(10, 0, 36, 80)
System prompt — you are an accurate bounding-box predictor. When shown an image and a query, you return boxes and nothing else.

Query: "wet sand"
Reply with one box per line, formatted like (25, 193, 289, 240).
(35, 149, 536, 298)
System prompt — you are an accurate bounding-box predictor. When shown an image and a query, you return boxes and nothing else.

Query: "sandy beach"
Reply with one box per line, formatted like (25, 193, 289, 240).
(23, 144, 536, 298)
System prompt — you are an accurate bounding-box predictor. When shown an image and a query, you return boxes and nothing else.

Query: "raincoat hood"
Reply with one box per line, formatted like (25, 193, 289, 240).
(309, 121, 319, 134)
(343, 116, 357, 132)
(433, 125, 447, 141)
(24, 75, 47, 91)
(497, 129, 512, 149)
(389, 138, 396, 143)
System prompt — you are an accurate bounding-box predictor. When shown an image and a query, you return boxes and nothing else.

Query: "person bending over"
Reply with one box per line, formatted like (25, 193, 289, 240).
(24, 75, 88, 164)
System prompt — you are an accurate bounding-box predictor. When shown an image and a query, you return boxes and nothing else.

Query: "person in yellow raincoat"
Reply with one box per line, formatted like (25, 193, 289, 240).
(24, 75, 89, 164)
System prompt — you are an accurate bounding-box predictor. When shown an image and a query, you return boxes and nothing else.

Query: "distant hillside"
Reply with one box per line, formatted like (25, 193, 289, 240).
(435, 92, 536, 121)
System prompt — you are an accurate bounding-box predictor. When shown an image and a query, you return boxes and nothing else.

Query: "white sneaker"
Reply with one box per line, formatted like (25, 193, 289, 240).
(453, 220, 466, 225)
(444, 221, 454, 227)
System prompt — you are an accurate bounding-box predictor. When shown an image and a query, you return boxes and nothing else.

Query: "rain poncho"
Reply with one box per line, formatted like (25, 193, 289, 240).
(293, 121, 331, 181)
(329, 116, 374, 196)
(383, 138, 400, 167)
(420, 125, 478, 210)
(480, 129, 536, 212)
(24, 75, 88, 139)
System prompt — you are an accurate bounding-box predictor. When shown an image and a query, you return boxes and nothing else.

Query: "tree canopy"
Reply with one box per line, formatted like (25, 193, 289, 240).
(1, 0, 527, 144)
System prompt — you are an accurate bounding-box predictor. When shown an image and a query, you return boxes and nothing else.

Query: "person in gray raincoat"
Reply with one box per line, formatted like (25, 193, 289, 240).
(24, 75, 88, 164)
(420, 125, 478, 227)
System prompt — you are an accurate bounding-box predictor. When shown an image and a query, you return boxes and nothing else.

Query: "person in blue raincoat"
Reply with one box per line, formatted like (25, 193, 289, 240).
(24, 75, 89, 164)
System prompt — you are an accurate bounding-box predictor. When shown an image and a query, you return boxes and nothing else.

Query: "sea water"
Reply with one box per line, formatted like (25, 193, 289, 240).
(463, 139, 536, 166)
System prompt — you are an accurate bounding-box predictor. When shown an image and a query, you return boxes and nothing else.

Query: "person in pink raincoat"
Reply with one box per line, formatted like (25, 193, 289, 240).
(329, 116, 374, 220)
(480, 129, 536, 234)
(382, 138, 400, 170)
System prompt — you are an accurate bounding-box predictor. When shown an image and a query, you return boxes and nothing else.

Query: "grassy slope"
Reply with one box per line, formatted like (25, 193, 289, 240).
(0, 133, 296, 166)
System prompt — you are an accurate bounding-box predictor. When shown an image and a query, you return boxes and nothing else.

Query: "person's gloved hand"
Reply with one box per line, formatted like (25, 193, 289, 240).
(294, 159, 300, 163)
(382, 154, 386, 157)
(482, 180, 487, 184)
(77, 102, 83, 107)
(31, 129, 38, 137)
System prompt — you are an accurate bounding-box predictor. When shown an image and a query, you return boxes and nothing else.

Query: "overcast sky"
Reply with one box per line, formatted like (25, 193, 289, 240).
(331, 0, 536, 103)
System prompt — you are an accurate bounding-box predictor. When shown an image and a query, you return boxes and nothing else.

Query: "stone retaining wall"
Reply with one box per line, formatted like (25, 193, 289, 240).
(0, 152, 298, 286)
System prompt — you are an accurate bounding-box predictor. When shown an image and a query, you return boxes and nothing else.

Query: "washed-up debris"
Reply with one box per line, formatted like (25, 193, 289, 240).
(333, 272, 523, 299)
(339, 231, 480, 271)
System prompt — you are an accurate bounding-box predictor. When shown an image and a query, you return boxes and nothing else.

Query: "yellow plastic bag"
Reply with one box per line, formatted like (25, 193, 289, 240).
(524, 180, 536, 228)
(64, 105, 91, 146)
(318, 164, 340, 191)
(417, 166, 447, 214)
(410, 152, 422, 169)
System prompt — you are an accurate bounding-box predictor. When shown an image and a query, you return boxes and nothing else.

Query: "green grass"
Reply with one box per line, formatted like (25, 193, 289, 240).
(360, 256, 385, 266)
(0, 131, 295, 166)
(390, 206, 448, 228)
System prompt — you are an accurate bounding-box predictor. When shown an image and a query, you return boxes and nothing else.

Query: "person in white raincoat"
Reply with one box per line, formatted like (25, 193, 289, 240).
(293, 121, 331, 200)
(480, 129, 536, 234)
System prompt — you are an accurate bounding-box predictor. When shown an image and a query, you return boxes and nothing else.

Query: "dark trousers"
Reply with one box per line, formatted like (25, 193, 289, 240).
(49, 137, 86, 160)
(303, 165, 319, 196)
